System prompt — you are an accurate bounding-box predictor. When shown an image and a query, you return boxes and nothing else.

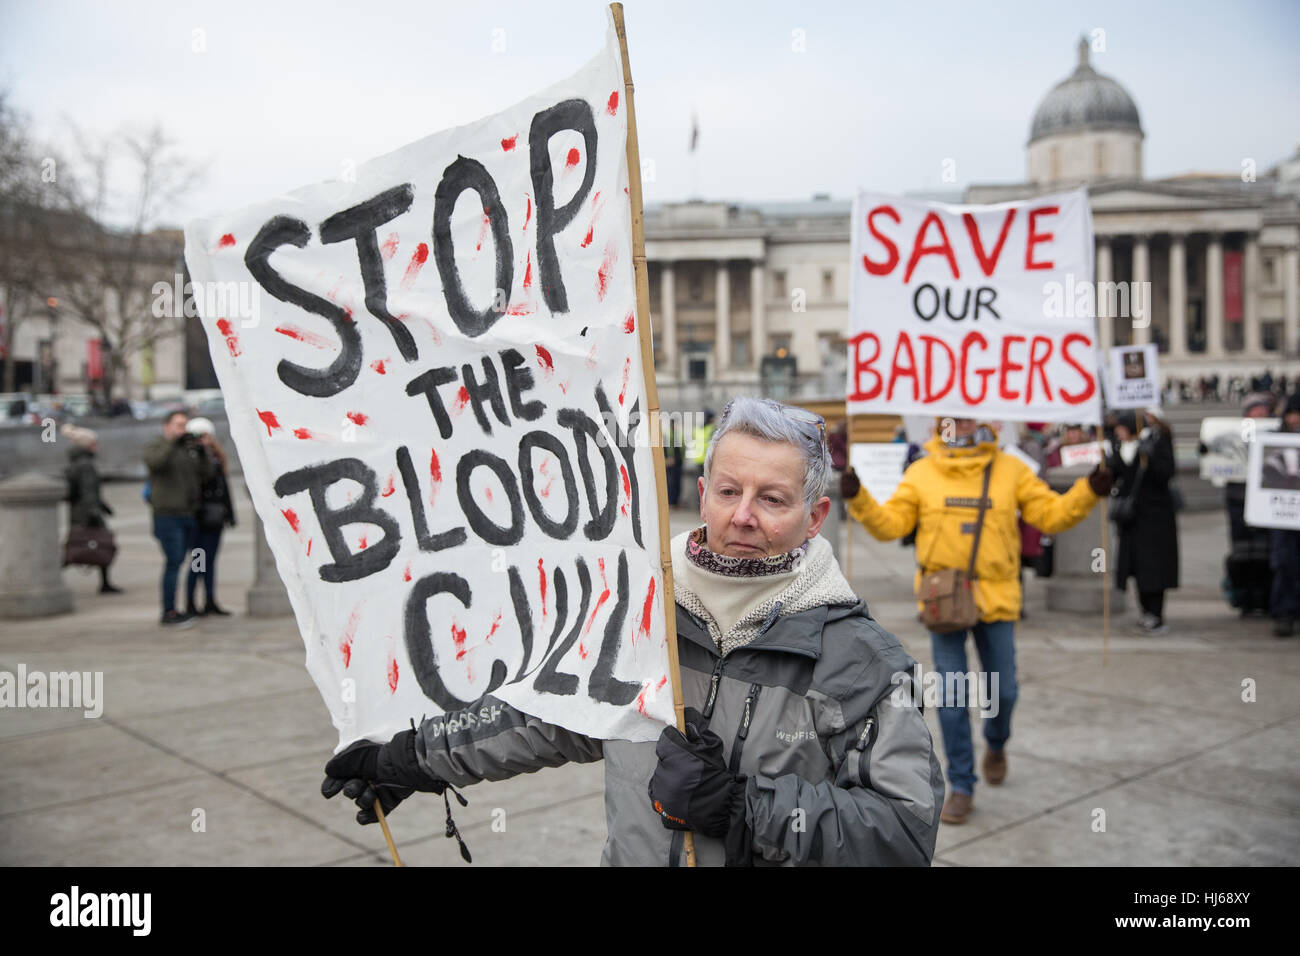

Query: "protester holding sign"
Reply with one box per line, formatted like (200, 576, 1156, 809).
(1105, 409, 1179, 634)
(837, 417, 1109, 824)
(1269, 393, 1300, 637)
(323, 397, 944, 866)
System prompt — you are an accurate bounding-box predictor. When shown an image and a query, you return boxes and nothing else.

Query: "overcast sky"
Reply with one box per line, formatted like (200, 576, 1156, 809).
(2, 0, 1297, 227)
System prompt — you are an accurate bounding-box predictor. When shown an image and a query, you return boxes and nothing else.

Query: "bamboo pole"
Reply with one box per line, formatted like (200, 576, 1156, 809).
(372, 791, 404, 866)
(1095, 425, 1110, 668)
(611, 2, 695, 868)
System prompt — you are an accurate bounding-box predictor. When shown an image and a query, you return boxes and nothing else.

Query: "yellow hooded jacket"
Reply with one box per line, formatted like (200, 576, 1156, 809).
(847, 432, 1099, 623)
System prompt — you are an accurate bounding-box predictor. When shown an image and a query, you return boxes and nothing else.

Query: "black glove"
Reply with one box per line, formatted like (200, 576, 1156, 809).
(1087, 465, 1113, 496)
(840, 467, 862, 501)
(321, 730, 444, 825)
(648, 707, 751, 865)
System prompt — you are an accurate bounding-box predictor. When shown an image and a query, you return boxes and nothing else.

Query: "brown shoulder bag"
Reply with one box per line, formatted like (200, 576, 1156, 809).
(916, 461, 993, 634)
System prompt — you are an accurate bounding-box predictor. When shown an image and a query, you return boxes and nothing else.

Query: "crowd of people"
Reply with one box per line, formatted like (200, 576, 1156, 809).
(1163, 370, 1291, 406)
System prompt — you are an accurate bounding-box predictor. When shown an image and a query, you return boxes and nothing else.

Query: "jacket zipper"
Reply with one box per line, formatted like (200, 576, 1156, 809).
(727, 683, 763, 774)
(702, 657, 725, 721)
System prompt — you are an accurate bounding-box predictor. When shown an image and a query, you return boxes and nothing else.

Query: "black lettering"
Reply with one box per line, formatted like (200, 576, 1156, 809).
(318, 184, 418, 361)
(507, 564, 534, 683)
(461, 356, 511, 436)
(557, 406, 618, 542)
(528, 99, 597, 313)
(432, 156, 513, 337)
(522, 565, 568, 681)
(273, 458, 399, 581)
(943, 286, 970, 321)
(404, 366, 459, 440)
(518, 431, 579, 539)
(534, 560, 589, 696)
(595, 385, 643, 547)
(404, 573, 507, 710)
(500, 347, 544, 421)
(912, 282, 940, 321)
(588, 550, 639, 706)
(456, 449, 525, 546)
(975, 285, 1001, 320)
(396, 445, 467, 551)
(245, 216, 362, 397)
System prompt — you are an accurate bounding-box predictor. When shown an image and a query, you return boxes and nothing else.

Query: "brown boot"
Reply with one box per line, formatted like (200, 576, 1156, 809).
(940, 791, 973, 824)
(983, 748, 1007, 785)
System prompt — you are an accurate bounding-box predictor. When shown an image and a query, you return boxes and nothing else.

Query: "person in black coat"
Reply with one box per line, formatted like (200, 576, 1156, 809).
(1107, 409, 1179, 634)
(63, 426, 123, 594)
(184, 418, 237, 616)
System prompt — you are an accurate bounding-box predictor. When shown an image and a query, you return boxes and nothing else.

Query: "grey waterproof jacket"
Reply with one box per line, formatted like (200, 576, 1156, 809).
(414, 598, 943, 865)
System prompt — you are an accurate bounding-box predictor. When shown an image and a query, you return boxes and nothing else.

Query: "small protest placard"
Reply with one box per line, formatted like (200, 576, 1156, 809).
(1199, 417, 1279, 486)
(1103, 344, 1159, 409)
(1059, 441, 1104, 469)
(849, 443, 911, 503)
(1244, 431, 1300, 530)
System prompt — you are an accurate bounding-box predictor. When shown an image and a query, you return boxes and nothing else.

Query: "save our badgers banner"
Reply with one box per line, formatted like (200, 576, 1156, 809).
(184, 15, 674, 749)
(847, 189, 1102, 424)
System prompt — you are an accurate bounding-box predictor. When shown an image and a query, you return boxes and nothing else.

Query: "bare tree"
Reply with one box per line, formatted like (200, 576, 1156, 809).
(38, 121, 202, 402)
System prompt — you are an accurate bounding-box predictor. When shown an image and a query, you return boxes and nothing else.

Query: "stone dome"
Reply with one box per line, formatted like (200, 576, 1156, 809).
(1029, 38, 1143, 145)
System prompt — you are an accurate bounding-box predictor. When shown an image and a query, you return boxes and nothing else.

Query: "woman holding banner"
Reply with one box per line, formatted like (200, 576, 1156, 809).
(837, 417, 1111, 825)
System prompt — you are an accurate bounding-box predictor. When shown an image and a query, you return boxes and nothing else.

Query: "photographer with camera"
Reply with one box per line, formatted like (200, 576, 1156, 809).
(142, 410, 206, 628)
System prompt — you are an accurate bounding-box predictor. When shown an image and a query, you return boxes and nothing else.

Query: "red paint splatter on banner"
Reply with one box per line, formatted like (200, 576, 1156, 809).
(623, 313, 635, 333)
(340, 636, 352, 668)
(403, 563, 412, 582)
(657, 675, 668, 690)
(453, 386, 470, 415)
(275, 323, 333, 349)
(565, 148, 581, 169)
(370, 358, 388, 375)
(430, 448, 442, 507)
(618, 356, 631, 405)
(340, 605, 361, 668)
(452, 621, 469, 660)
(401, 243, 429, 288)
(581, 191, 603, 249)
(540, 476, 554, 498)
(256, 409, 281, 436)
(306, 537, 312, 556)
(358, 535, 368, 550)
(621, 464, 631, 499)
(216, 318, 241, 357)
(596, 243, 617, 301)
(585, 344, 598, 370)
(523, 253, 532, 288)
(218, 233, 236, 248)
(387, 655, 399, 692)
(282, 509, 300, 532)
(538, 558, 547, 617)
(607, 91, 619, 115)
(558, 380, 570, 395)
(585, 557, 611, 635)
(636, 685, 649, 715)
(579, 642, 588, 661)
(535, 345, 554, 378)
(380, 232, 399, 261)
(485, 611, 502, 644)
(475, 209, 491, 252)
(506, 303, 533, 316)
(501, 134, 517, 152)
(523, 193, 532, 232)
(485, 485, 494, 504)
(293, 427, 314, 440)
(638, 578, 656, 642)
(381, 472, 395, 497)
(582, 224, 594, 249)
(346, 411, 369, 426)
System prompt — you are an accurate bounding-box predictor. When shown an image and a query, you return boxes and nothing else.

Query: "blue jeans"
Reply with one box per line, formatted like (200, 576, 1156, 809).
(929, 620, 1019, 796)
(153, 515, 197, 615)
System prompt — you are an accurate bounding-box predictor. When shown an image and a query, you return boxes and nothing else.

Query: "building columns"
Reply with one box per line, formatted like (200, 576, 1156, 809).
(1243, 235, 1261, 356)
(750, 260, 765, 369)
(660, 263, 677, 378)
(1168, 233, 1187, 359)
(1096, 238, 1113, 353)
(1285, 246, 1300, 358)
(1132, 234, 1150, 346)
(715, 261, 731, 371)
(1206, 233, 1224, 358)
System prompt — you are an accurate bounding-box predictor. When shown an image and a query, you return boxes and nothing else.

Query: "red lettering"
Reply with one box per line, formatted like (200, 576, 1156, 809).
(1025, 335, 1054, 403)
(959, 331, 993, 404)
(903, 212, 961, 284)
(1025, 205, 1059, 271)
(1060, 332, 1096, 403)
(862, 205, 901, 276)
(849, 332, 882, 401)
(887, 332, 919, 402)
(920, 335, 956, 403)
(962, 209, 1017, 277)
(998, 335, 1026, 401)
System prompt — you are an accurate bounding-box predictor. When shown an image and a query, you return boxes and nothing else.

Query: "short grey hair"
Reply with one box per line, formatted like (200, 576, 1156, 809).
(702, 397, 830, 511)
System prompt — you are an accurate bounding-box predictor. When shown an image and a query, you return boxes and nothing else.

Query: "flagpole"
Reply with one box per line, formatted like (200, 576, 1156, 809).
(611, 2, 696, 868)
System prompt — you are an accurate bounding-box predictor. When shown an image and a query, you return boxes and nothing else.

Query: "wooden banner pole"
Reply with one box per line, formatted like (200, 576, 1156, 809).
(372, 795, 404, 866)
(1095, 425, 1110, 668)
(611, 2, 696, 868)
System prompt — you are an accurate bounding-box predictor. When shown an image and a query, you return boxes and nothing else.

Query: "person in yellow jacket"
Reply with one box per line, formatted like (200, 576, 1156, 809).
(835, 417, 1113, 825)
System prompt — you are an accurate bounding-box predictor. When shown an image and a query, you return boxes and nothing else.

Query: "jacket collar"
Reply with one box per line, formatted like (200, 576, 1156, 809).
(676, 601, 828, 660)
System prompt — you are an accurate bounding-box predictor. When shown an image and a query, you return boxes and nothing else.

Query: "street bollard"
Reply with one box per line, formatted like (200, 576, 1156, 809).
(246, 505, 293, 618)
(1044, 464, 1127, 614)
(0, 472, 75, 618)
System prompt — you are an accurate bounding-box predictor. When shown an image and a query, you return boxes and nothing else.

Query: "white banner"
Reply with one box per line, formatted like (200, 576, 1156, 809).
(1103, 344, 1159, 409)
(848, 443, 910, 503)
(847, 189, 1101, 425)
(1245, 431, 1300, 530)
(1059, 441, 1104, 469)
(1199, 417, 1279, 485)
(184, 15, 673, 750)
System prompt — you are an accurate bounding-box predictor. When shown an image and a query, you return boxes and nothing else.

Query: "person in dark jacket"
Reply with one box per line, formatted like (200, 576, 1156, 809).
(1107, 408, 1180, 634)
(1270, 392, 1300, 637)
(143, 410, 205, 627)
(62, 425, 123, 594)
(184, 417, 237, 616)
(319, 397, 944, 866)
